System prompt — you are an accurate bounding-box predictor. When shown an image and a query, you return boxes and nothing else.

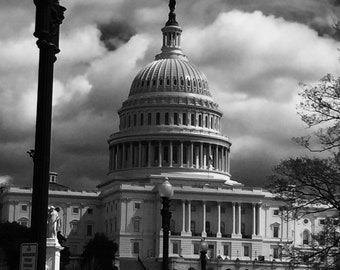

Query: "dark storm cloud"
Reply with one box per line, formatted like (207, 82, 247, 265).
(225, 0, 340, 40)
(98, 20, 136, 51)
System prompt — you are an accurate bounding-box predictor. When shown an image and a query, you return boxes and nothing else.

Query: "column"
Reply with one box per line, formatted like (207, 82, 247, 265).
(217, 202, 221, 237)
(190, 143, 194, 168)
(200, 143, 204, 169)
(215, 145, 219, 170)
(237, 203, 241, 236)
(187, 201, 191, 234)
(180, 142, 183, 167)
(129, 142, 133, 167)
(195, 145, 199, 168)
(202, 201, 207, 237)
(232, 202, 236, 236)
(116, 145, 120, 169)
(158, 141, 162, 167)
(138, 142, 142, 167)
(257, 203, 261, 236)
(122, 143, 126, 168)
(227, 149, 230, 173)
(169, 141, 173, 167)
(252, 203, 256, 237)
(208, 144, 212, 169)
(112, 146, 116, 171)
(148, 141, 152, 167)
(181, 200, 185, 234)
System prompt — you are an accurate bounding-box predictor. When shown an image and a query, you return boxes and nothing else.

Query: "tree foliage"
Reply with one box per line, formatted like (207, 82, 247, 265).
(0, 221, 31, 270)
(295, 74, 340, 153)
(81, 233, 118, 270)
(268, 74, 340, 269)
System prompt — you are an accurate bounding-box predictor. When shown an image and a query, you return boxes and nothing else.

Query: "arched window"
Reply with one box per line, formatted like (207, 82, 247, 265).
(303, 230, 310, 245)
(191, 221, 196, 233)
(198, 115, 202, 127)
(241, 222, 245, 235)
(206, 221, 211, 233)
(170, 219, 175, 232)
(156, 113, 161, 125)
(70, 220, 79, 232)
(140, 113, 144, 126)
(148, 113, 152, 125)
(210, 117, 213, 129)
(133, 114, 137, 126)
(18, 217, 28, 227)
(165, 113, 169, 125)
(221, 221, 225, 235)
(174, 113, 178, 125)
(133, 219, 140, 232)
(191, 114, 195, 126)
(205, 115, 208, 128)
(182, 113, 187, 125)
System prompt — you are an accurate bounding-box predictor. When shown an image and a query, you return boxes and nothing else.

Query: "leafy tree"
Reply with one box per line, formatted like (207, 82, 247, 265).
(0, 221, 31, 270)
(294, 74, 340, 153)
(268, 74, 340, 269)
(81, 233, 118, 270)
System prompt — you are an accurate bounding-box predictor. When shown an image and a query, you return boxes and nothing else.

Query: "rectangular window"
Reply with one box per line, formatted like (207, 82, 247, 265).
(133, 242, 140, 254)
(172, 242, 179, 254)
(273, 226, 279, 238)
(87, 208, 93, 214)
(86, 224, 93, 236)
(273, 209, 279, 216)
(72, 207, 79, 214)
(221, 207, 225, 214)
(243, 245, 250, 257)
(21, 204, 28, 212)
(134, 202, 141, 209)
(193, 243, 200, 254)
(273, 247, 279, 259)
(223, 245, 230, 257)
(320, 219, 325, 225)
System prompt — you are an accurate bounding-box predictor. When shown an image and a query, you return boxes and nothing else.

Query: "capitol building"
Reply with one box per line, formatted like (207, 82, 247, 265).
(0, 2, 330, 270)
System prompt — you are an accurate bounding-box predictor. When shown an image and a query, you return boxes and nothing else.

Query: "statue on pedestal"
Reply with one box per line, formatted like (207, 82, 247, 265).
(47, 206, 61, 239)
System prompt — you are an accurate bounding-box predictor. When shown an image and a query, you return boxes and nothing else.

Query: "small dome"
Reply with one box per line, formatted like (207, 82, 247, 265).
(129, 58, 211, 97)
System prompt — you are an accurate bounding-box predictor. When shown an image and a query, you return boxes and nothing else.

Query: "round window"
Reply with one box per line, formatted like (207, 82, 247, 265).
(304, 219, 309, 224)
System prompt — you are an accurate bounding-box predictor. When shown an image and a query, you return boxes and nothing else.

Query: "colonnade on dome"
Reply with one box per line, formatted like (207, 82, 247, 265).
(108, 140, 230, 174)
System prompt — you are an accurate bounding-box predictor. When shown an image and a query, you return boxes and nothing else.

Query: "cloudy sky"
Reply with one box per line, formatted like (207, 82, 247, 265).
(1, 0, 340, 188)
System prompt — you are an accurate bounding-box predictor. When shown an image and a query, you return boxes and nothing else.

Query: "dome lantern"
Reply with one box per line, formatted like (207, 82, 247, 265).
(156, 0, 185, 60)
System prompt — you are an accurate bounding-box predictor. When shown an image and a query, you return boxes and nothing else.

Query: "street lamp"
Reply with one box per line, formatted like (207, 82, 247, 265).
(200, 238, 208, 270)
(158, 178, 173, 270)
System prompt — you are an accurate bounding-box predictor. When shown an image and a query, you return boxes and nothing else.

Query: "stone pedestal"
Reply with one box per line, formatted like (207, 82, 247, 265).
(46, 238, 63, 270)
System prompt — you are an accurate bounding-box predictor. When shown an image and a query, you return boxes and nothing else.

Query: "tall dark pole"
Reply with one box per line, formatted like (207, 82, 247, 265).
(200, 249, 207, 270)
(31, 0, 65, 269)
(161, 197, 172, 270)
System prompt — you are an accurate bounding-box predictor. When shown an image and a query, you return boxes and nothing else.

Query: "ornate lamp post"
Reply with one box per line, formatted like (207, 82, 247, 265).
(158, 178, 174, 270)
(200, 238, 208, 270)
(31, 0, 65, 269)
